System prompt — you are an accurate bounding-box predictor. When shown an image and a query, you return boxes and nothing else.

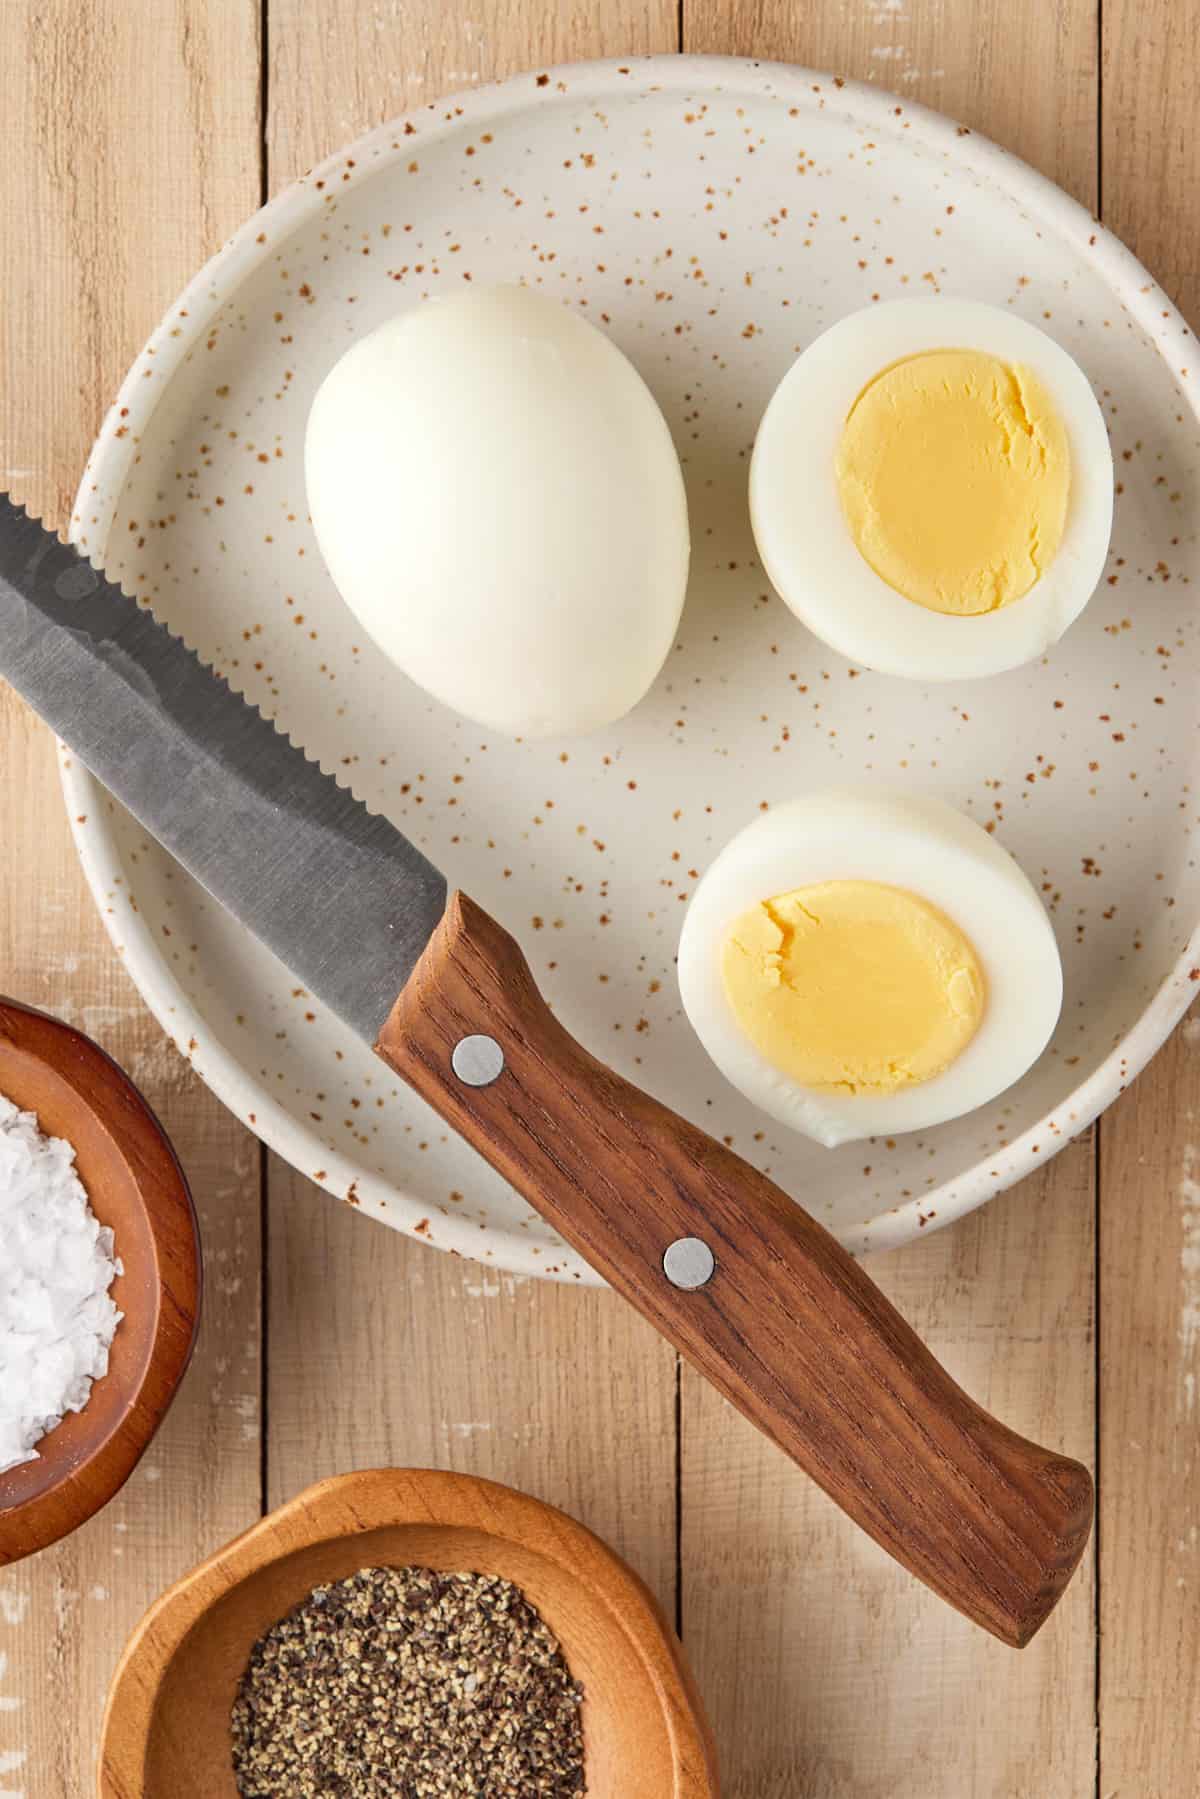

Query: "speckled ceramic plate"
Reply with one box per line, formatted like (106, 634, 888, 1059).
(65, 57, 1200, 1283)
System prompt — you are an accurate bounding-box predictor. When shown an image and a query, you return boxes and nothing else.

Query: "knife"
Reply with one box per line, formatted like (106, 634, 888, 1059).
(0, 492, 1092, 1645)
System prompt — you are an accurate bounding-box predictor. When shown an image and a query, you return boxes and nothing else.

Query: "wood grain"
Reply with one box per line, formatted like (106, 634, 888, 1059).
(1101, 0, 1200, 314)
(0, 0, 261, 529)
(266, 1162, 679, 1618)
(1097, 1026, 1200, 1796)
(678, 0, 1103, 1790)
(1, 0, 1196, 1793)
(378, 893, 1093, 1647)
(0, 706, 262, 1798)
(99, 1469, 718, 1799)
(683, 0, 1098, 210)
(683, 1144, 1097, 1798)
(266, 0, 679, 186)
(1097, 7, 1200, 1792)
(0, 4, 261, 1793)
(261, 0, 683, 1719)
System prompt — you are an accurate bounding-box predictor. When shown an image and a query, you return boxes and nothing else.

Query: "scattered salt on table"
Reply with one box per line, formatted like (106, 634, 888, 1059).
(0, 1092, 123, 1475)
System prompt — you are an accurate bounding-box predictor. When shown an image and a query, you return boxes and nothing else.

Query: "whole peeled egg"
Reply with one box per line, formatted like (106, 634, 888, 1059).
(750, 298, 1113, 681)
(678, 789, 1063, 1147)
(305, 284, 690, 737)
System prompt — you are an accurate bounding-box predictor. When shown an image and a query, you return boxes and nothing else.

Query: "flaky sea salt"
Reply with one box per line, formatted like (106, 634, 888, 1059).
(0, 1093, 122, 1474)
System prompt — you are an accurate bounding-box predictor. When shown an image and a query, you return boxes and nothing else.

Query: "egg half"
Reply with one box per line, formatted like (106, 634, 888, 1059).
(749, 299, 1113, 681)
(677, 790, 1063, 1147)
(305, 285, 690, 738)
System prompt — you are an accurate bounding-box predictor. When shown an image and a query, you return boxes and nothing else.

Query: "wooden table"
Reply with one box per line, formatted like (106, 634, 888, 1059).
(1, 3, 1197, 1794)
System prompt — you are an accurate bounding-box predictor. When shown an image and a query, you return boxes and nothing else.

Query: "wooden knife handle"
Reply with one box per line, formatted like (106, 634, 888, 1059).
(376, 892, 1092, 1646)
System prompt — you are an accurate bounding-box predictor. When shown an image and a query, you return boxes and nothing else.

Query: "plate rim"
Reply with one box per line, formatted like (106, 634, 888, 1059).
(63, 51, 1200, 1276)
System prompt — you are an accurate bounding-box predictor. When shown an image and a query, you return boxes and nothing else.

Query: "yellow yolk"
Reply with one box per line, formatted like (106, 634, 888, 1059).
(835, 349, 1070, 616)
(721, 880, 986, 1094)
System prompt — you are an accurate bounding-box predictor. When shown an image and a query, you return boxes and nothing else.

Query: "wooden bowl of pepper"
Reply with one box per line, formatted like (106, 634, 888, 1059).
(0, 996, 200, 1566)
(99, 1467, 719, 1798)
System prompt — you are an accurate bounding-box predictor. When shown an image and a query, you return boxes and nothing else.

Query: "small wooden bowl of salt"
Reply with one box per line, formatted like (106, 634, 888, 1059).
(0, 996, 200, 1565)
(99, 1467, 719, 1798)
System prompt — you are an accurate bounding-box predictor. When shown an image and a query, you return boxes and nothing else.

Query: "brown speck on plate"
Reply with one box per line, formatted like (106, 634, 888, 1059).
(61, 57, 1200, 1279)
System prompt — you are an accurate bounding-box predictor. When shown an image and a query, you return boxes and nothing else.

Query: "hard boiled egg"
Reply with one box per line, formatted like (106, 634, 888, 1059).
(306, 285, 689, 737)
(678, 790, 1062, 1147)
(750, 299, 1113, 681)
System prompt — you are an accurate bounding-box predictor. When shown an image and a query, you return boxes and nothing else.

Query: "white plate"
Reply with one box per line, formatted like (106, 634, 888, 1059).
(65, 56, 1200, 1282)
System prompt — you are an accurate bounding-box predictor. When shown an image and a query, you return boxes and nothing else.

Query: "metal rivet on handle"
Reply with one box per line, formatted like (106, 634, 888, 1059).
(451, 1034, 505, 1088)
(663, 1236, 715, 1290)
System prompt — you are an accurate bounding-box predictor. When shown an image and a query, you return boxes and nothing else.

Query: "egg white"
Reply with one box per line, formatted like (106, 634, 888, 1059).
(749, 299, 1114, 681)
(305, 284, 690, 738)
(677, 789, 1063, 1147)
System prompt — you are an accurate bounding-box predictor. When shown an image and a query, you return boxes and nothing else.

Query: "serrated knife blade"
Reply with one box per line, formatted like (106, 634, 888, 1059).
(0, 493, 446, 1041)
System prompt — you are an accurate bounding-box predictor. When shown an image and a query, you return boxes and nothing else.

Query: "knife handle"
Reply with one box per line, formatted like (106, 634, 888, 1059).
(376, 892, 1092, 1646)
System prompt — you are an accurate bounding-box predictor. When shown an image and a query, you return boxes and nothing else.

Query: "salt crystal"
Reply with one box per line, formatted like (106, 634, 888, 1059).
(0, 1093, 122, 1474)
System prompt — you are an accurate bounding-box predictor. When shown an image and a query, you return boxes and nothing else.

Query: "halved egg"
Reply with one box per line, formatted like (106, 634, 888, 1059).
(677, 790, 1063, 1147)
(749, 299, 1113, 681)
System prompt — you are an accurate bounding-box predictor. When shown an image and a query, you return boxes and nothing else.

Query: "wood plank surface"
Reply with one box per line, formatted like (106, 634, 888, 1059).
(682, 1146, 1096, 1799)
(1098, 9, 1200, 1791)
(685, 0, 1099, 212)
(1, 1, 1198, 1796)
(0, 6, 262, 1796)
(266, 0, 678, 186)
(678, 3, 1103, 1794)
(1101, 0, 1200, 310)
(261, 0, 683, 1654)
(266, 1167, 679, 1616)
(1098, 1028, 1200, 1797)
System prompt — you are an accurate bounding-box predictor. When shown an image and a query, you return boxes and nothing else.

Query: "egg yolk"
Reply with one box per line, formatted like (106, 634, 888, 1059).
(835, 349, 1070, 616)
(721, 880, 986, 1094)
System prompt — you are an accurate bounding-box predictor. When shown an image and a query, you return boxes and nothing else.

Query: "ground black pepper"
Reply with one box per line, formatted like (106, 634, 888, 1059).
(230, 1564, 586, 1797)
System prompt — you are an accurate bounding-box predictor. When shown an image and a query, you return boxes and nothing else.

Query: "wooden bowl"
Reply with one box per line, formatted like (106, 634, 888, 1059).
(99, 1467, 720, 1798)
(0, 996, 200, 1565)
